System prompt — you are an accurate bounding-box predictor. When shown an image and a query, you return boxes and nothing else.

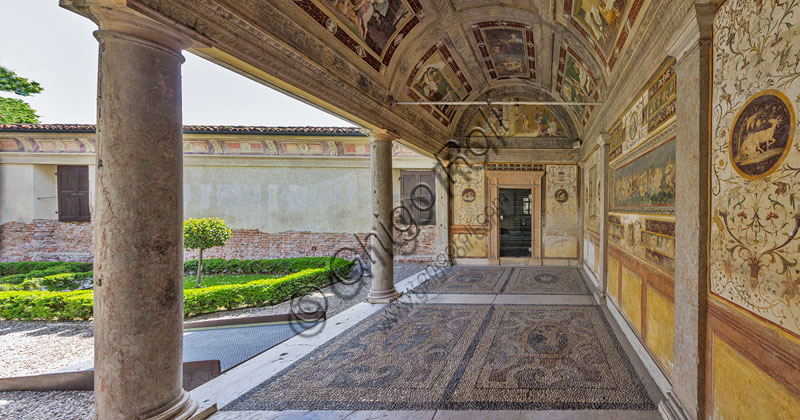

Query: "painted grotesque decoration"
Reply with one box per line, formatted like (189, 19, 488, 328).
(609, 60, 676, 162)
(407, 43, 472, 126)
(559, 0, 645, 70)
(711, 0, 800, 337)
(472, 21, 536, 80)
(468, 103, 566, 138)
(612, 137, 675, 211)
(295, 0, 422, 71)
(452, 164, 485, 226)
(584, 149, 600, 234)
(556, 46, 599, 126)
(544, 165, 579, 259)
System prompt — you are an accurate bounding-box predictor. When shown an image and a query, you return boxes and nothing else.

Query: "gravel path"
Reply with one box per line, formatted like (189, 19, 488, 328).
(0, 263, 429, 418)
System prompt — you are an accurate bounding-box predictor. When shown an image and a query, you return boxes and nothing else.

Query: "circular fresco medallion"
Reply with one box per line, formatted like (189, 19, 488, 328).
(554, 188, 569, 203)
(462, 188, 477, 203)
(628, 111, 640, 141)
(729, 90, 796, 179)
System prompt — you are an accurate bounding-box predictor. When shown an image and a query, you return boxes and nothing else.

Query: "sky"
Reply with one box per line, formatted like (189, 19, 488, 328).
(0, 0, 354, 127)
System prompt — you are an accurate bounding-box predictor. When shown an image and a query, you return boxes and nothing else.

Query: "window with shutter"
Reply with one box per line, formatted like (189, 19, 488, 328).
(400, 171, 435, 226)
(58, 166, 90, 222)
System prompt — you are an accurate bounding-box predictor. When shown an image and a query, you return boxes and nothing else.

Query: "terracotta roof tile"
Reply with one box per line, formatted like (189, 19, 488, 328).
(0, 123, 364, 136)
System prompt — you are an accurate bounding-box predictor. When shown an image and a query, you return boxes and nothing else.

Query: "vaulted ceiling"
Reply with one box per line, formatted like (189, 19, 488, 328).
(79, 0, 693, 154)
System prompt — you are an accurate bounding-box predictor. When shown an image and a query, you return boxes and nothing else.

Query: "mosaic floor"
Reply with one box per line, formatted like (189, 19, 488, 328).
(225, 303, 655, 411)
(415, 267, 588, 295)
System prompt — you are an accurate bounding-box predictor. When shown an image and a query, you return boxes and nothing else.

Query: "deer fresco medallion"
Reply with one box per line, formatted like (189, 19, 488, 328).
(729, 90, 796, 179)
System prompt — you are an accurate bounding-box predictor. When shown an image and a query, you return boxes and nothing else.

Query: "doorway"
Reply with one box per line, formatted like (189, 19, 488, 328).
(499, 188, 532, 257)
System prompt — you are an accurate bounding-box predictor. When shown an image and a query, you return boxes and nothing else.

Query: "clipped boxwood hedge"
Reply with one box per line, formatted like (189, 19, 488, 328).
(184, 257, 336, 276)
(0, 258, 353, 320)
(0, 263, 93, 285)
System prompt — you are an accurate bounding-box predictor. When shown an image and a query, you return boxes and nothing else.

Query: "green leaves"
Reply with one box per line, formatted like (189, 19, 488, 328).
(183, 217, 232, 251)
(0, 66, 43, 123)
(0, 97, 40, 123)
(0, 67, 42, 96)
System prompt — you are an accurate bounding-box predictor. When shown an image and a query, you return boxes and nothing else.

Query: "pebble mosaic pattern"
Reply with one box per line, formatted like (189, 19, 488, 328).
(501, 268, 589, 295)
(413, 267, 511, 294)
(225, 304, 655, 411)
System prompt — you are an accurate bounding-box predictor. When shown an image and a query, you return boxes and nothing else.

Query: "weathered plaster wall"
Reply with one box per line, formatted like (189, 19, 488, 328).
(708, 1, 800, 417)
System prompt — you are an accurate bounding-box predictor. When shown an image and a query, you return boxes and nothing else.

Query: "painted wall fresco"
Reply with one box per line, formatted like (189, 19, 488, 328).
(556, 45, 599, 126)
(544, 165, 579, 258)
(612, 137, 675, 212)
(559, 0, 646, 70)
(295, 0, 423, 71)
(468, 103, 567, 138)
(451, 163, 485, 226)
(406, 43, 473, 127)
(583, 148, 600, 234)
(608, 213, 674, 273)
(471, 21, 537, 80)
(711, 0, 800, 339)
(609, 60, 676, 162)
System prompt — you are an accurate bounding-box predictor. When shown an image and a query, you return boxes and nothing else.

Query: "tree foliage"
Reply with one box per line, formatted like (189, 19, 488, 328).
(184, 217, 232, 287)
(0, 66, 43, 124)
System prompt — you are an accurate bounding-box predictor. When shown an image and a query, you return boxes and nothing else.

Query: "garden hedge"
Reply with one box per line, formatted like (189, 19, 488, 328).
(0, 262, 93, 285)
(0, 258, 353, 320)
(183, 257, 338, 276)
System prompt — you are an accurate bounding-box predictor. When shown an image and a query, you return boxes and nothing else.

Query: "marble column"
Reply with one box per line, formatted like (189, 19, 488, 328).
(597, 134, 611, 302)
(665, 3, 715, 419)
(367, 130, 402, 303)
(61, 3, 197, 418)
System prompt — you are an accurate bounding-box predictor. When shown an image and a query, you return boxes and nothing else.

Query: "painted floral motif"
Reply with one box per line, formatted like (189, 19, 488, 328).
(452, 164, 485, 226)
(711, 0, 800, 336)
(545, 165, 579, 258)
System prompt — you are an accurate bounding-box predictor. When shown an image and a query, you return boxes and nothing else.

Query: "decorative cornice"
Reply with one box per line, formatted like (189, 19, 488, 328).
(0, 124, 365, 137)
(667, 2, 716, 63)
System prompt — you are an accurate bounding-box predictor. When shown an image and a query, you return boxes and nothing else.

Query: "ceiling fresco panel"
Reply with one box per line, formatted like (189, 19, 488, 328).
(293, 0, 424, 72)
(406, 42, 474, 126)
(467, 102, 567, 138)
(555, 45, 599, 126)
(471, 21, 537, 81)
(557, 0, 646, 72)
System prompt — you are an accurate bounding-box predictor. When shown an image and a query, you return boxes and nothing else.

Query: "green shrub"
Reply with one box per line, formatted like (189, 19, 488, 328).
(184, 257, 336, 276)
(40, 271, 93, 291)
(0, 262, 92, 277)
(0, 258, 354, 320)
(0, 263, 93, 285)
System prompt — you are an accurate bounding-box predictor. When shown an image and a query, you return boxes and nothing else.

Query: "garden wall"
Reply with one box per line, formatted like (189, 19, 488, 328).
(0, 220, 437, 263)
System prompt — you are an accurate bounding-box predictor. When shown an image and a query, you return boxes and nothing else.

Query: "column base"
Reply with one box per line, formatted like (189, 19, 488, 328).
(142, 390, 198, 420)
(367, 288, 403, 304)
(658, 391, 692, 420)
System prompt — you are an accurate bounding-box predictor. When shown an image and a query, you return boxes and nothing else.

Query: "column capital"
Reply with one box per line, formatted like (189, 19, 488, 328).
(598, 132, 613, 148)
(667, 1, 716, 63)
(364, 128, 400, 143)
(60, 0, 210, 51)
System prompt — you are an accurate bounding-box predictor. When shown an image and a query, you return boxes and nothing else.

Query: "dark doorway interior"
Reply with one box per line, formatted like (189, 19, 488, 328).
(499, 188, 532, 258)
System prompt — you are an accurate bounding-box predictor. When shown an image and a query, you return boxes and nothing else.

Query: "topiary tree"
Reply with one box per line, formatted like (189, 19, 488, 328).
(184, 217, 232, 287)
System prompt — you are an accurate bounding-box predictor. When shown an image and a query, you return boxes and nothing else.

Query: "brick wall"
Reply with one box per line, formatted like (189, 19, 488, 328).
(0, 220, 437, 263)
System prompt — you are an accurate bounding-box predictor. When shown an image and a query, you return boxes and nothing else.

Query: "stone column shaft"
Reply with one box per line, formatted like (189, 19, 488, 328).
(666, 3, 715, 419)
(73, 6, 198, 418)
(368, 130, 402, 303)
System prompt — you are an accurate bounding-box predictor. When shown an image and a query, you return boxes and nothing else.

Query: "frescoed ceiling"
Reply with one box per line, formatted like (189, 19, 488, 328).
(93, 0, 677, 154)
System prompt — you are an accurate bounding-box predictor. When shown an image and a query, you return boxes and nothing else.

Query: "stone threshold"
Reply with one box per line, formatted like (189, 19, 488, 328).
(210, 409, 660, 419)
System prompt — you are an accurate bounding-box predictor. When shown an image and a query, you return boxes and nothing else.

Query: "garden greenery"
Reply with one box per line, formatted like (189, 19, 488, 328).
(0, 258, 353, 320)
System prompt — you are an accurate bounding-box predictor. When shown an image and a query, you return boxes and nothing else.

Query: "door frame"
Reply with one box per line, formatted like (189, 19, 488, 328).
(487, 169, 544, 265)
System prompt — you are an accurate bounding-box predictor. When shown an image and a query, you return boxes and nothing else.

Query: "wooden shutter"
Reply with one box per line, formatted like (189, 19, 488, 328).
(400, 171, 436, 226)
(58, 166, 90, 222)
